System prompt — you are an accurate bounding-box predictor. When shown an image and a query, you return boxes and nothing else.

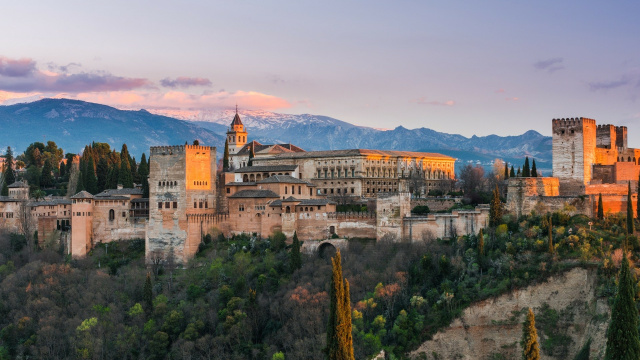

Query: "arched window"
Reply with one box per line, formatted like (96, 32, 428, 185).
(629, 156, 632, 162)
(286, 206, 291, 213)
(109, 209, 115, 221)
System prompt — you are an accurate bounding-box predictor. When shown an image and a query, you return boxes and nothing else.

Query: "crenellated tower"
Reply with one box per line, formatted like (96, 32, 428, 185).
(552, 117, 596, 190)
(226, 106, 248, 155)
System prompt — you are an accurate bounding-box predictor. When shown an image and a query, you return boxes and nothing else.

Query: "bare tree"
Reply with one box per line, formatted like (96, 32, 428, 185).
(459, 164, 485, 196)
(18, 200, 35, 253)
(408, 171, 426, 197)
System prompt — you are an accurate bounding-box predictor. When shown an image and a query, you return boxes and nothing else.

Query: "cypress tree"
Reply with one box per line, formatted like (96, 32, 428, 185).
(59, 160, 66, 179)
(627, 181, 634, 235)
(1, 182, 7, 197)
(118, 144, 134, 188)
(548, 215, 554, 254)
(85, 156, 98, 194)
(521, 308, 540, 360)
(326, 250, 354, 360)
(489, 185, 503, 227)
(290, 231, 302, 272)
(40, 159, 54, 188)
(510, 165, 516, 178)
(504, 162, 509, 179)
(143, 272, 153, 316)
(531, 159, 537, 177)
(598, 193, 604, 220)
(106, 164, 119, 190)
(478, 228, 485, 257)
(223, 139, 230, 171)
(75, 171, 85, 194)
(248, 144, 255, 167)
(523, 157, 531, 177)
(139, 153, 149, 198)
(517, 167, 521, 177)
(604, 254, 640, 359)
(96, 157, 109, 193)
(3, 146, 16, 186)
(131, 156, 139, 184)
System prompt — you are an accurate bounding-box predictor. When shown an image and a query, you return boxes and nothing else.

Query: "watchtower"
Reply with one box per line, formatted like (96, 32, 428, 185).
(552, 117, 596, 191)
(146, 144, 217, 263)
(226, 107, 248, 155)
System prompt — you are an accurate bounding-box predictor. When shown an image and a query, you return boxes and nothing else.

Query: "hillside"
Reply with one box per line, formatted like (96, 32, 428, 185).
(0, 99, 224, 157)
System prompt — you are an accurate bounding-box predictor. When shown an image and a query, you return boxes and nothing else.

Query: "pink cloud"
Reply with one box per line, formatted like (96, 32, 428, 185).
(160, 77, 212, 88)
(0, 56, 36, 77)
(410, 97, 455, 106)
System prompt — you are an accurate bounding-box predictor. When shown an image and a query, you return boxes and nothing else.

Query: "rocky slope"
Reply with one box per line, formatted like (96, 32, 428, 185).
(410, 267, 609, 360)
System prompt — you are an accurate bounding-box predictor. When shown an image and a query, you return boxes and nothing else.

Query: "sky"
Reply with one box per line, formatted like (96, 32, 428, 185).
(1, 1, 640, 142)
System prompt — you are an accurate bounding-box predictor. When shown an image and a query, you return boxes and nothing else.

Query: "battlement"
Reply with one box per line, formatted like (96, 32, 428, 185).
(150, 145, 214, 155)
(597, 124, 616, 130)
(552, 117, 596, 128)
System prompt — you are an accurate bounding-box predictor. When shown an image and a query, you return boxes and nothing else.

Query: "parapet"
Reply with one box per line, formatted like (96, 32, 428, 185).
(150, 145, 214, 156)
(552, 117, 596, 127)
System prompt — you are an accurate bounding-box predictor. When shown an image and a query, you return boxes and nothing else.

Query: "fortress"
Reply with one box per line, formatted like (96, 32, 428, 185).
(0, 111, 488, 264)
(507, 117, 639, 217)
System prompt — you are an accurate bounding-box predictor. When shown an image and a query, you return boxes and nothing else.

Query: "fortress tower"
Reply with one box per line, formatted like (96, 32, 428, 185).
(70, 191, 95, 257)
(226, 107, 248, 155)
(146, 144, 217, 264)
(552, 117, 597, 191)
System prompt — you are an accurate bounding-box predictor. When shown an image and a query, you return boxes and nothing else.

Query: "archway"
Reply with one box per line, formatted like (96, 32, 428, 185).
(318, 242, 337, 259)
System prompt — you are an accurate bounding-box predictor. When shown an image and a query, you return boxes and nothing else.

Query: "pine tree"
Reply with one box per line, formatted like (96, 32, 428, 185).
(478, 229, 485, 257)
(40, 159, 54, 188)
(489, 185, 503, 227)
(223, 139, 230, 171)
(504, 162, 509, 179)
(75, 171, 85, 194)
(248, 144, 255, 167)
(326, 250, 354, 360)
(531, 159, 537, 177)
(85, 156, 98, 194)
(598, 193, 604, 220)
(604, 254, 640, 359)
(523, 157, 531, 177)
(548, 215, 554, 254)
(3, 146, 15, 186)
(510, 165, 516, 178)
(143, 272, 153, 316)
(290, 231, 302, 272)
(118, 144, 134, 188)
(96, 157, 109, 193)
(521, 308, 540, 360)
(627, 181, 634, 235)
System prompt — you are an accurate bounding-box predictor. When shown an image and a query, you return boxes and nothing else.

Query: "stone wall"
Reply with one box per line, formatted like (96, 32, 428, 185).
(552, 118, 596, 186)
(410, 197, 460, 212)
(403, 207, 489, 241)
(376, 193, 411, 240)
(506, 177, 560, 217)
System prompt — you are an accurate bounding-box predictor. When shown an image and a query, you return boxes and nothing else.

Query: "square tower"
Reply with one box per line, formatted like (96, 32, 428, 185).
(552, 117, 597, 189)
(147, 145, 217, 264)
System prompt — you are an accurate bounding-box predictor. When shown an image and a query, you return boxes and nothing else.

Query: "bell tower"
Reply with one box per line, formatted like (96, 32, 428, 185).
(226, 105, 248, 155)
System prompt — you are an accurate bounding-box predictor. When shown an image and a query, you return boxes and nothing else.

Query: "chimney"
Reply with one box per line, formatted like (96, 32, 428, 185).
(117, 184, 123, 190)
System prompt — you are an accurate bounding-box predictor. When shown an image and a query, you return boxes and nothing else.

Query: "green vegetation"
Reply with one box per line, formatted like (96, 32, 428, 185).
(521, 308, 540, 360)
(326, 250, 354, 360)
(412, 205, 430, 215)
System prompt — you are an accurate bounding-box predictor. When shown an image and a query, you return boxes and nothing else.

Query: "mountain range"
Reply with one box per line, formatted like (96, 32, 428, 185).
(0, 99, 552, 172)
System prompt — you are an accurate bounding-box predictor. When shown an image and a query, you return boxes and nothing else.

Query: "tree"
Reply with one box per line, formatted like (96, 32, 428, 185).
(138, 153, 149, 198)
(573, 339, 591, 360)
(521, 308, 540, 360)
(290, 231, 302, 272)
(85, 157, 98, 194)
(223, 139, 230, 171)
(326, 250, 354, 360)
(75, 171, 85, 194)
(510, 165, 516, 178)
(96, 157, 109, 193)
(3, 146, 15, 186)
(118, 144, 134, 188)
(627, 181, 634, 235)
(517, 167, 521, 177)
(548, 215, 554, 254)
(522, 157, 531, 177)
(478, 229, 484, 257)
(248, 143, 255, 167)
(531, 159, 537, 177)
(40, 159, 54, 188)
(143, 272, 153, 316)
(504, 162, 509, 179)
(1, 182, 7, 197)
(459, 164, 485, 196)
(637, 173, 640, 220)
(193, 139, 200, 146)
(489, 185, 503, 227)
(604, 254, 640, 359)
(598, 193, 604, 220)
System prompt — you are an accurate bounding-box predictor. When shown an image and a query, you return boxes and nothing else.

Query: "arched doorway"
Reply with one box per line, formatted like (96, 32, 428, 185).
(318, 242, 337, 259)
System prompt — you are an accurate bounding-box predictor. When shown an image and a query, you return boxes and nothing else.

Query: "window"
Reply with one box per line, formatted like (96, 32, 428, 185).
(173, 202, 177, 208)
(285, 187, 288, 194)
(227, 188, 230, 194)
(298, 186, 301, 194)
(122, 211, 126, 217)
(205, 201, 208, 209)
(158, 202, 162, 209)
(194, 202, 197, 208)
(165, 202, 170, 209)
(239, 204, 245, 211)
(109, 209, 115, 221)
(199, 201, 203, 208)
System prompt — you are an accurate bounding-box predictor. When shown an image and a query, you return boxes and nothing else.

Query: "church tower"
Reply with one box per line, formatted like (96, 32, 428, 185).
(226, 106, 248, 155)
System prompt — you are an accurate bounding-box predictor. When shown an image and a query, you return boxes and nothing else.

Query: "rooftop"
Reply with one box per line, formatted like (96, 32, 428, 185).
(96, 188, 143, 196)
(228, 189, 280, 198)
(254, 148, 455, 160)
(70, 191, 94, 199)
(7, 181, 28, 188)
(234, 165, 298, 173)
(257, 175, 313, 185)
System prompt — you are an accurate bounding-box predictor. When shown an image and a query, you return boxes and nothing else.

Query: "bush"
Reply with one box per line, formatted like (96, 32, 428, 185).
(412, 205, 430, 215)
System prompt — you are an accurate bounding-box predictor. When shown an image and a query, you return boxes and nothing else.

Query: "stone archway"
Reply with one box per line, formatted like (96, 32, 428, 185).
(318, 242, 337, 259)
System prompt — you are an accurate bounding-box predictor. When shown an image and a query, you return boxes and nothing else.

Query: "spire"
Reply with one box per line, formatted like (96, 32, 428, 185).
(230, 105, 243, 127)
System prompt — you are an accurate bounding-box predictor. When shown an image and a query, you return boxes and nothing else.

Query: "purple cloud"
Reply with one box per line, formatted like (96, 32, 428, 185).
(410, 97, 455, 106)
(588, 78, 631, 91)
(533, 57, 564, 73)
(160, 77, 212, 88)
(47, 62, 81, 74)
(0, 56, 36, 77)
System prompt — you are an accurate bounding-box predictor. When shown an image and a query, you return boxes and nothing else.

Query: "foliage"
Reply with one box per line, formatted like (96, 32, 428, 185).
(326, 250, 354, 360)
(598, 193, 604, 220)
(223, 139, 230, 171)
(489, 185, 503, 227)
(521, 308, 539, 360)
(522, 157, 531, 178)
(604, 253, 640, 359)
(412, 205, 430, 215)
(290, 231, 302, 272)
(573, 339, 590, 360)
(627, 182, 634, 235)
